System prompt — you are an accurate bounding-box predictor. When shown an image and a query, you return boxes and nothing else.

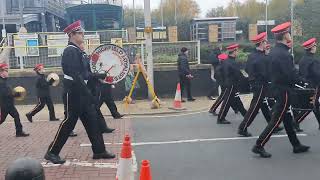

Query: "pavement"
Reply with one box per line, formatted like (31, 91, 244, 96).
(0, 96, 221, 179)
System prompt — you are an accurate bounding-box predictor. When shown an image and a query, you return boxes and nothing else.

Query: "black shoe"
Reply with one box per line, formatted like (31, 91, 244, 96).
(234, 111, 239, 114)
(181, 99, 186, 103)
(293, 144, 310, 154)
(102, 128, 115, 134)
(187, 98, 196, 102)
(114, 114, 124, 119)
(50, 118, 60, 121)
(238, 130, 252, 137)
(207, 96, 216, 100)
(273, 126, 284, 133)
(252, 145, 272, 158)
(217, 119, 231, 124)
(44, 152, 66, 164)
(211, 112, 219, 116)
(26, 113, 33, 123)
(93, 151, 116, 159)
(16, 131, 30, 137)
(69, 131, 78, 137)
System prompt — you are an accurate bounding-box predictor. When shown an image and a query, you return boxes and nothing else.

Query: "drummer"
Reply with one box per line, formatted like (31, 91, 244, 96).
(293, 38, 320, 130)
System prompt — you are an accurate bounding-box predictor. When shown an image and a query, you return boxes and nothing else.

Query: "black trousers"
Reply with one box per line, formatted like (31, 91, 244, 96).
(179, 75, 192, 99)
(98, 91, 120, 118)
(49, 82, 106, 155)
(210, 86, 226, 112)
(0, 106, 23, 133)
(217, 85, 247, 121)
(256, 88, 300, 147)
(209, 86, 240, 113)
(238, 84, 271, 132)
(63, 90, 109, 132)
(28, 96, 56, 120)
(294, 87, 320, 127)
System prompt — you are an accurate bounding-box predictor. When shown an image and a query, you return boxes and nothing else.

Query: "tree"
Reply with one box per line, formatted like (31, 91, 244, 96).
(123, 5, 145, 27)
(206, 6, 226, 17)
(153, 0, 200, 40)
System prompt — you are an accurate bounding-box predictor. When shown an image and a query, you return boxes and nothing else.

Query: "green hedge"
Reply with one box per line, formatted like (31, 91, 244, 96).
(201, 41, 318, 65)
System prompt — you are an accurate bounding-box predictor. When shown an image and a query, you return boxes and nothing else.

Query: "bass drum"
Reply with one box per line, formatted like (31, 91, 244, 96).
(90, 44, 130, 84)
(291, 88, 315, 111)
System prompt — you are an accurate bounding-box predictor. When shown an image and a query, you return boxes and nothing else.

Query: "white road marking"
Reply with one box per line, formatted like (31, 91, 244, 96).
(41, 159, 117, 168)
(132, 150, 138, 172)
(80, 133, 308, 147)
(4, 109, 209, 124)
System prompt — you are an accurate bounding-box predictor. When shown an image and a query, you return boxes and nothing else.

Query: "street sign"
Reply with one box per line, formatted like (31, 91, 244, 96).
(257, 20, 275, 26)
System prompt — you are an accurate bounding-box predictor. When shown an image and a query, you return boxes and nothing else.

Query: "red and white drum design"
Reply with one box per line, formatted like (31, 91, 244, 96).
(90, 44, 130, 84)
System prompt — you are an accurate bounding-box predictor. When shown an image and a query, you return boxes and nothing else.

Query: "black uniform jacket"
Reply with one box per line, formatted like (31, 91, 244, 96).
(36, 74, 54, 98)
(0, 78, 19, 109)
(245, 49, 269, 85)
(221, 56, 246, 87)
(268, 43, 300, 89)
(299, 52, 320, 87)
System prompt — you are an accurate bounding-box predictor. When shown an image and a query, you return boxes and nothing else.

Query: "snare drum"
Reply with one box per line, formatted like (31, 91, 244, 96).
(291, 88, 315, 111)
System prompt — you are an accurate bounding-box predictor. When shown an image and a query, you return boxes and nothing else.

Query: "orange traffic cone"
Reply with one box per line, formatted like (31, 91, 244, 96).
(116, 136, 134, 180)
(140, 160, 152, 180)
(169, 83, 186, 110)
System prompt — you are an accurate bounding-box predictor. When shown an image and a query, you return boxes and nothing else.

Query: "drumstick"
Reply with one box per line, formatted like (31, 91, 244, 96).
(105, 65, 115, 74)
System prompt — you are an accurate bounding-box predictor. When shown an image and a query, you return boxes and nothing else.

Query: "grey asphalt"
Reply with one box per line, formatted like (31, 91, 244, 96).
(132, 110, 320, 180)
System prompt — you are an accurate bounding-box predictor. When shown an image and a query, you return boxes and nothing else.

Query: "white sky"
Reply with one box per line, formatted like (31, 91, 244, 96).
(122, 0, 232, 17)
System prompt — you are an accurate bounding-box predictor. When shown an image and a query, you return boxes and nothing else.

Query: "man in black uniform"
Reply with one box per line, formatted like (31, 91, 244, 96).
(293, 38, 320, 130)
(209, 54, 239, 116)
(252, 22, 309, 158)
(0, 63, 29, 137)
(238, 32, 283, 137)
(79, 43, 115, 134)
(177, 47, 195, 102)
(26, 64, 59, 122)
(44, 20, 115, 164)
(217, 44, 247, 124)
(97, 82, 123, 119)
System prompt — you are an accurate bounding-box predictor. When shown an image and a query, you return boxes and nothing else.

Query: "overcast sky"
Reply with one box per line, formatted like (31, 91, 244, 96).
(122, 0, 232, 17)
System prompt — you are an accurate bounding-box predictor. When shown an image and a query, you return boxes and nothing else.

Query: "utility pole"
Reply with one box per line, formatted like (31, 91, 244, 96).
(291, 0, 294, 56)
(161, 0, 164, 27)
(133, 0, 136, 28)
(144, 0, 154, 99)
(1, 0, 6, 38)
(174, 0, 177, 25)
(19, 0, 24, 28)
(265, 0, 268, 38)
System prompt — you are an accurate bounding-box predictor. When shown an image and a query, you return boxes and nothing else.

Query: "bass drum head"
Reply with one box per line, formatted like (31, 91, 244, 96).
(90, 44, 130, 84)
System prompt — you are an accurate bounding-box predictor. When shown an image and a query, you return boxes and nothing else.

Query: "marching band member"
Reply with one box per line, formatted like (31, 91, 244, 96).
(294, 38, 320, 130)
(238, 32, 282, 137)
(45, 20, 115, 164)
(26, 64, 59, 122)
(252, 22, 309, 158)
(217, 44, 247, 124)
(209, 53, 240, 116)
(0, 63, 29, 137)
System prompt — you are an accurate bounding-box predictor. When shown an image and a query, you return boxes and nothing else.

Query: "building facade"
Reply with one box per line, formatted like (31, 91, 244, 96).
(191, 17, 238, 42)
(1, 0, 66, 34)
